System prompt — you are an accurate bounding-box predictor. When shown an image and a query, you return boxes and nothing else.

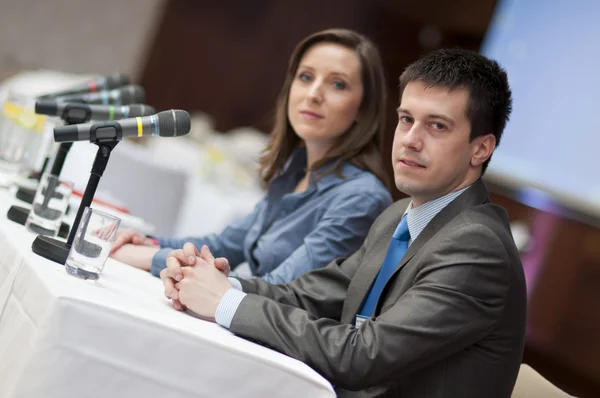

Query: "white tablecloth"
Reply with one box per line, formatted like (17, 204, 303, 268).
(0, 190, 334, 398)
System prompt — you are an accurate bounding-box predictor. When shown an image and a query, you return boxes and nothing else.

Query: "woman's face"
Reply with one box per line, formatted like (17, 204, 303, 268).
(287, 42, 364, 155)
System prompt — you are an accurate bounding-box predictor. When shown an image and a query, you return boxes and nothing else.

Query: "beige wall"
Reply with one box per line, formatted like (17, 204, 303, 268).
(0, 0, 165, 80)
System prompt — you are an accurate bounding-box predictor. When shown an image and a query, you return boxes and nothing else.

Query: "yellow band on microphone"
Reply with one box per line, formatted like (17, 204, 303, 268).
(136, 117, 143, 137)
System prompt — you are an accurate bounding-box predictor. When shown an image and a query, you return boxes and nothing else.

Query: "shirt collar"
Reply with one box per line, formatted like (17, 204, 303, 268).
(278, 147, 308, 178)
(403, 185, 471, 243)
(310, 161, 362, 191)
(278, 147, 362, 192)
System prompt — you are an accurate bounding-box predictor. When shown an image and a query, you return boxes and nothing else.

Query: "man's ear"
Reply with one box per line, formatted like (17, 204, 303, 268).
(471, 133, 496, 167)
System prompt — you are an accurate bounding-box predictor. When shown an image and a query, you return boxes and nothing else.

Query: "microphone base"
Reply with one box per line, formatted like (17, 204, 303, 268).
(7, 205, 70, 238)
(15, 187, 36, 204)
(32, 236, 71, 265)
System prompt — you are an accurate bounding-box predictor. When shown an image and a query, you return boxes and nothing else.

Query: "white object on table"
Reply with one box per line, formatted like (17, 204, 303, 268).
(0, 190, 335, 398)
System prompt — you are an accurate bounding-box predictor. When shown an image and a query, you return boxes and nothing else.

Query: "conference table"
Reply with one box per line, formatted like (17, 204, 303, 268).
(0, 188, 335, 398)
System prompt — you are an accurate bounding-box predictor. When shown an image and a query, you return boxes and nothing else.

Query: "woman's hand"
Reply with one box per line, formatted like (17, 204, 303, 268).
(111, 228, 157, 254)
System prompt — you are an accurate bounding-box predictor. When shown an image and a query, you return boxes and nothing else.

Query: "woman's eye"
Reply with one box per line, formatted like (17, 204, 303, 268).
(298, 72, 312, 82)
(332, 80, 347, 90)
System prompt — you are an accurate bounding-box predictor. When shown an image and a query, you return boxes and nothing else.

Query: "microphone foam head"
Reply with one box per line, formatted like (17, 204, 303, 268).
(35, 100, 58, 116)
(120, 85, 145, 104)
(106, 73, 129, 89)
(128, 104, 156, 117)
(157, 110, 191, 137)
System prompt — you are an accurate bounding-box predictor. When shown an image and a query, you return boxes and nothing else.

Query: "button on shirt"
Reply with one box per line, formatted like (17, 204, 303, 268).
(215, 185, 470, 328)
(151, 148, 392, 284)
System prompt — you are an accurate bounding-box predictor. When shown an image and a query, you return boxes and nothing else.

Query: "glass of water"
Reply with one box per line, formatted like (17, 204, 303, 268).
(65, 207, 121, 280)
(25, 173, 73, 237)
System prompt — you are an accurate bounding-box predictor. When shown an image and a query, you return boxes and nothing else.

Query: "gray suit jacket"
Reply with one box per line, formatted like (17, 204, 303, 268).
(232, 180, 527, 397)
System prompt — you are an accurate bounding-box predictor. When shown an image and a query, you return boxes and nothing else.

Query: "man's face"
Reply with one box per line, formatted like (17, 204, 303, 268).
(392, 80, 494, 206)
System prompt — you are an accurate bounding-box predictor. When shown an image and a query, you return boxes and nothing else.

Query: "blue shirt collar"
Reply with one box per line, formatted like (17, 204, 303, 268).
(403, 186, 470, 243)
(311, 161, 363, 191)
(278, 147, 362, 192)
(279, 147, 307, 177)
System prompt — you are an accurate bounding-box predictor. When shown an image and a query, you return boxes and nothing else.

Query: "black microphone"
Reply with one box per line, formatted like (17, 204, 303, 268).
(53, 85, 144, 105)
(37, 73, 129, 99)
(53, 110, 191, 143)
(35, 100, 156, 122)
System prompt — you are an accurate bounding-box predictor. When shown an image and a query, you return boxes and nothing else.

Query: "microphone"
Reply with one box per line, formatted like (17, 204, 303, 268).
(38, 73, 129, 99)
(53, 85, 144, 105)
(53, 110, 191, 143)
(35, 100, 156, 122)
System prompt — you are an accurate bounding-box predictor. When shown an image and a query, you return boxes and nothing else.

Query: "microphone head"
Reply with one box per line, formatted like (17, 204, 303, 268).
(128, 104, 156, 117)
(35, 100, 58, 116)
(120, 85, 145, 104)
(157, 110, 191, 137)
(106, 73, 129, 88)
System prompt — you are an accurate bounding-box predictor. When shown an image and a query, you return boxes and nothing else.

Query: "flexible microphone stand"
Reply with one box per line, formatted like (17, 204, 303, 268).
(31, 136, 118, 265)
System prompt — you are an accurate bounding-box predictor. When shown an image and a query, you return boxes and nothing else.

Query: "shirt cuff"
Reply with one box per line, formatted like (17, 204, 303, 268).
(215, 288, 247, 329)
(228, 277, 243, 291)
(152, 235, 172, 247)
(150, 247, 173, 277)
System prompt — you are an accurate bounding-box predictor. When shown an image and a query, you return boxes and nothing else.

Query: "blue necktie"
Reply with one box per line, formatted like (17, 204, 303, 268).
(359, 216, 410, 317)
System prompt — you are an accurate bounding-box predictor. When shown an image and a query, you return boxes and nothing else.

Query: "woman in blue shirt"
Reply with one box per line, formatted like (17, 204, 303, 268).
(111, 28, 392, 283)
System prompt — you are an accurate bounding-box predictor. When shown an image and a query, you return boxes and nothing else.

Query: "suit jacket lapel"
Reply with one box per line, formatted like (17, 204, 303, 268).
(343, 180, 491, 322)
(380, 180, 491, 305)
(341, 199, 410, 324)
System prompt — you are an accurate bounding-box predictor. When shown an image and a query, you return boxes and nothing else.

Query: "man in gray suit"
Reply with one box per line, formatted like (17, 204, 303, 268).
(161, 48, 526, 397)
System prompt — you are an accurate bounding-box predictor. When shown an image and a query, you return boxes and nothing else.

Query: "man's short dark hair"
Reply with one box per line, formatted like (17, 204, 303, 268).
(399, 48, 512, 174)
